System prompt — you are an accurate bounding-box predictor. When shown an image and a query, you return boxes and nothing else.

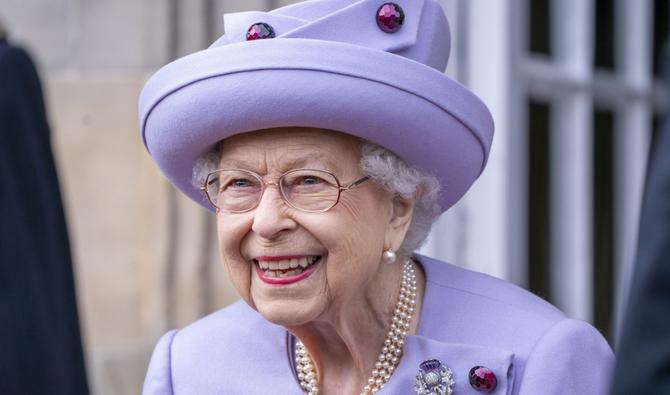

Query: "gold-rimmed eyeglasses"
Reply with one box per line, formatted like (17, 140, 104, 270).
(200, 168, 370, 213)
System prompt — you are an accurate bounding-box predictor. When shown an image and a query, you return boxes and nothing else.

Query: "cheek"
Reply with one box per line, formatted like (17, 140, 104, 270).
(216, 214, 254, 305)
(315, 194, 390, 293)
(338, 190, 390, 248)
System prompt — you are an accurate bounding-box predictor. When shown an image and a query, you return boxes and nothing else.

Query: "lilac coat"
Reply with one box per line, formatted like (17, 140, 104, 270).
(143, 255, 614, 394)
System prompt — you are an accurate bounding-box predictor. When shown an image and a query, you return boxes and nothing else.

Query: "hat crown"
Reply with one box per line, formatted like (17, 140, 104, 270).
(212, 0, 450, 71)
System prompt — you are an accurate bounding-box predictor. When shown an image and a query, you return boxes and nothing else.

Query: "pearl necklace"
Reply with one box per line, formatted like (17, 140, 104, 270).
(295, 261, 417, 395)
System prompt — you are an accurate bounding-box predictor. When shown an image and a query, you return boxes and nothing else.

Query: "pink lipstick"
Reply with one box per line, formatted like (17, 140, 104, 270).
(254, 255, 321, 285)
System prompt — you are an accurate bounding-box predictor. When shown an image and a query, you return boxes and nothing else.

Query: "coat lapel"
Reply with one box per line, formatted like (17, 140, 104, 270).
(379, 335, 515, 394)
(378, 255, 516, 394)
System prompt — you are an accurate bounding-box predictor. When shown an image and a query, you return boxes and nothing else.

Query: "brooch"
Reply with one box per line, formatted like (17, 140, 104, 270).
(414, 359, 454, 395)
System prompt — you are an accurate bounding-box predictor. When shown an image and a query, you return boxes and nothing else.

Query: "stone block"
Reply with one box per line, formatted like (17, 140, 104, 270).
(91, 345, 151, 395)
(77, 0, 169, 69)
(0, 0, 71, 69)
(44, 72, 153, 344)
(44, 70, 241, 394)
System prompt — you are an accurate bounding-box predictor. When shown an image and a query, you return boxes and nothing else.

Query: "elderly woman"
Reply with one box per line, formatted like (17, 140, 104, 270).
(139, 1, 613, 394)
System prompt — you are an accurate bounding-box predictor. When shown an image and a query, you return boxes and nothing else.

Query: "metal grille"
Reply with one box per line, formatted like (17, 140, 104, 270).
(421, 0, 667, 344)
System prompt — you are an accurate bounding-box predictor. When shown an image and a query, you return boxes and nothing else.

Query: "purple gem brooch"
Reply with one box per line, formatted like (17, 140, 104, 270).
(414, 359, 455, 395)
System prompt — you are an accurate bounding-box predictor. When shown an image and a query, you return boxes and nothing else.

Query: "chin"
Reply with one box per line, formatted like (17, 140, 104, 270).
(247, 255, 330, 326)
(254, 298, 326, 328)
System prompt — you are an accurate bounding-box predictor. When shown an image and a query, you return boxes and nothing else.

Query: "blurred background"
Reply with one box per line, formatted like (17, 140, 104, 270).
(0, 0, 667, 393)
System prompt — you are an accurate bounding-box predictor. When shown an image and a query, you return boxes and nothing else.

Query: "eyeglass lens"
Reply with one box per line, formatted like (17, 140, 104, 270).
(205, 169, 341, 212)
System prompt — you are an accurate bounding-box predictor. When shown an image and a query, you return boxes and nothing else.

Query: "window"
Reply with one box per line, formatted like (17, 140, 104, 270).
(514, 0, 661, 342)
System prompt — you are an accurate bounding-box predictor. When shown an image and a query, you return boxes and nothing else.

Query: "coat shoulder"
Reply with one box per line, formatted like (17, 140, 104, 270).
(178, 299, 278, 341)
(420, 254, 564, 324)
(171, 299, 289, 368)
(416, 255, 613, 394)
(417, 254, 570, 354)
(143, 301, 298, 394)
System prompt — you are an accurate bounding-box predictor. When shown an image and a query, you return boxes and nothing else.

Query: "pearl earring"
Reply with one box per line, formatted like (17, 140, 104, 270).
(382, 249, 397, 265)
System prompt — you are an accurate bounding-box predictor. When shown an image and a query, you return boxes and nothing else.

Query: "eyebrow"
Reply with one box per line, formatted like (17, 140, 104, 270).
(218, 153, 342, 173)
(217, 158, 262, 170)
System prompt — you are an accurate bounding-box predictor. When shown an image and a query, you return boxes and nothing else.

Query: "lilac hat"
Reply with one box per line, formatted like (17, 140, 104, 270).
(139, 0, 494, 212)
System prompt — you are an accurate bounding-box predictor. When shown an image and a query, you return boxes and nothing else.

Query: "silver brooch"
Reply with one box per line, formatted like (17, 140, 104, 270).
(414, 359, 454, 395)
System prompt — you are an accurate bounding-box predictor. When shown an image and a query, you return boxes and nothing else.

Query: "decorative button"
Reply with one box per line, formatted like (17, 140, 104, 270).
(414, 359, 454, 395)
(469, 366, 497, 393)
(376, 3, 405, 33)
(246, 22, 275, 40)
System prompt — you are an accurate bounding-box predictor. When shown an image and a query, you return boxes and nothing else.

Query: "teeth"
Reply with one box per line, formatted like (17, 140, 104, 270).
(257, 256, 320, 274)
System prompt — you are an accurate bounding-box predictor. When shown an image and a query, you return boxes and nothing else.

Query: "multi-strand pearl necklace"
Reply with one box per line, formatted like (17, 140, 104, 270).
(295, 261, 417, 395)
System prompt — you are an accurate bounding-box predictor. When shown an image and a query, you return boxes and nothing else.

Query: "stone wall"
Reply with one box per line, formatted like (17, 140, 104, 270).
(0, 0, 281, 393)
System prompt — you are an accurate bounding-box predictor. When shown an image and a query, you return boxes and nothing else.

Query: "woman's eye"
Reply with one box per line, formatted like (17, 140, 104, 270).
(232, 179, 253, 188)
(300, 176, 322, 185)
(221, 178, 254, 192)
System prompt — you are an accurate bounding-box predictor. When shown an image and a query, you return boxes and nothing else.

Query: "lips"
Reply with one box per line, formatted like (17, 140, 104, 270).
(253, 255, 321, 284)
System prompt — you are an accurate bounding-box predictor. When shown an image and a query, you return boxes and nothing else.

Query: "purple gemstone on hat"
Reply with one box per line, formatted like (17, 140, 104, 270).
(246, 22, 275, 40)
(376, 3, 405, 33)
(469, 366, 497, 393)
(419, 359, 443, 373)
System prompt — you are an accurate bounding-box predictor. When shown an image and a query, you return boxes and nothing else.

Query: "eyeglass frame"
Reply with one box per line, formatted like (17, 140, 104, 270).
(200, 168, 371, 213)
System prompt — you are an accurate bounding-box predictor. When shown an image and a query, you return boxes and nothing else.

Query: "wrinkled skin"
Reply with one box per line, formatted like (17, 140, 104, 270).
(215, 127, 424, 394)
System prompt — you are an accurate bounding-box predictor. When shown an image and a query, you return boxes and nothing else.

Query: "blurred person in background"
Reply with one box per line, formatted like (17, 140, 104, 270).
(0, 19, 89, 395)
(611, 37, 670, 394)
(139, 1, 613, 394)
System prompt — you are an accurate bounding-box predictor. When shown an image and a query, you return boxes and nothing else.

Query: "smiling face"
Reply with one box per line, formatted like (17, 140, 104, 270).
(214, 128, 402, 326)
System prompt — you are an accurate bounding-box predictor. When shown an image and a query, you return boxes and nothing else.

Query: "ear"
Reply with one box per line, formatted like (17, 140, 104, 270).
(384, 194, 416, 253)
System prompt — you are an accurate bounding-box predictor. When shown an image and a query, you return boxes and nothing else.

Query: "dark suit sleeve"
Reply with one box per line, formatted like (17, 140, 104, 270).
(611, 40, 670, 394)
(0, 40, 89, 395)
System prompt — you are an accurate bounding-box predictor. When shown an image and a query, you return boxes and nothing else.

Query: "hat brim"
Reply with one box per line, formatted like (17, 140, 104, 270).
(139, 38, 493, 212)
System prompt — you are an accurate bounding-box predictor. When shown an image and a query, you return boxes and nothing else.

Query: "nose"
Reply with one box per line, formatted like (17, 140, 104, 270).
(251, 184, 297, 239)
